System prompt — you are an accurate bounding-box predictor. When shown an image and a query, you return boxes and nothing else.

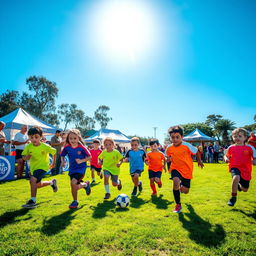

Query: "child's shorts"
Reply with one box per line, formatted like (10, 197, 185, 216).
(104, 170, 118, 183)
(148, 170, 162, 179)
(69, 173, 85, 184)
(90, 165, 102, 172)
(230, 168, 250, 189)
(32, 169, 47, 183)
(171, 169, 191, 188)
(130, 169, 143, 176)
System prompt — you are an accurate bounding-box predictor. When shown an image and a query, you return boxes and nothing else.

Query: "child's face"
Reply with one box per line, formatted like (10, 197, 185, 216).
(131, 141, 139, 150)
(93, 142, 100, 149)
(104, 141, 114, 151)
(29, 134, 41, 146)
(150, 143, 159, 151)
(232, 132, 247, 145)
(68, 133, 79, 146)
(170, 132, 183, 146)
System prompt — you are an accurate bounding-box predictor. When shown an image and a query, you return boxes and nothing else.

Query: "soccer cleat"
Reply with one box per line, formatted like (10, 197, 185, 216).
(227, 197, 237, 206)
(138, 181, 143, 192)
(131, 187, 137, 196)
(85, 181, 91, 195)
(69, 200, 79, 209)
(157, 181, 162, 188)
(104, 193, 111, 200)
(173, 204, 182, 213)
(117, 179, 122, 190)
(22, 199, 36, 209)
(51, 179, 58, 192)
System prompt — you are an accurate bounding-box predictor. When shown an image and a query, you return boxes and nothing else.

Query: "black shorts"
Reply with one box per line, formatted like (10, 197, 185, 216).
(131, 169, 143, 177)
(90, 165, 102, 173)
(69, 173, 85, 184)
(16, 149, 23, 160)
(148, 170, 162, 179)
(171, 169, 191, 188)
(231, 168, 250, 189)
(32, 169, 47, 183)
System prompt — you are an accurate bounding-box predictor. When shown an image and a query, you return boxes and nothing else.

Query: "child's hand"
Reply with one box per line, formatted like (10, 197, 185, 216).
(49, 163, 55, 169)
(198, 162, 204, 169)
(116, 163, 121, 168)
(61, 161, 66, 167)
(224, 156, 229, 163)
(145, 160, 148, 166)
(76, 158, 83, 164)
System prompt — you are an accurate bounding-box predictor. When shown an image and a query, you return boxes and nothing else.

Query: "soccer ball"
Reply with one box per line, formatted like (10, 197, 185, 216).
(115, 194, 130, 208)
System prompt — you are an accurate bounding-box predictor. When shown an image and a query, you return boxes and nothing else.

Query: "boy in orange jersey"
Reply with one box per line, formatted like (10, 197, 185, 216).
(166, 126, 204, 213)
(145, 139, 166, 196)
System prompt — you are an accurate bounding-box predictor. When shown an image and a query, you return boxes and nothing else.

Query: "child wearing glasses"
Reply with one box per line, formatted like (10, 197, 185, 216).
(145, 139, 166, 196)
(124, 137, 146, 196)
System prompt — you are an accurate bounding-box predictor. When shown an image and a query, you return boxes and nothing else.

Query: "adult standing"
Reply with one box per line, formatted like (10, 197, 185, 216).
(248, 132, 256, 149)
(0, 121, 10, 156)
(207, 143, 214, 163)
(213, 142, 220, 163)
(12, 125, 29, 178)
(50, 130, 63, 175)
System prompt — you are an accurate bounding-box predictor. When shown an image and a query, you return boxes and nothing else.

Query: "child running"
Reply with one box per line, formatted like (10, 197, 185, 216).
(98, 137, 123, 200)
(224, 128, 256, 206)
(89, 139, 103, 183)
(61, 129, 91, 209)
(124, 137, 146, 196)
(145, 139, 166, 196)
(166, 125, 204, 213)
(22, 126, 58, 209)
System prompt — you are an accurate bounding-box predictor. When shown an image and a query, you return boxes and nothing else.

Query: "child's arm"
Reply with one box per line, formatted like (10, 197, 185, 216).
(116, 158, 124, 168)
(61, 156, 66, 167)
(123, 157, 129, 163)
(22, 155, 32, 161)
(196, 151, 204, 168)
(76, 156, 92, 164)
(50, 154, 56, 169)
(223, 149, 229, 163)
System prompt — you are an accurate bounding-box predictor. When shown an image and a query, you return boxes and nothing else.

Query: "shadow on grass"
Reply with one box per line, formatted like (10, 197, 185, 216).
(129, 197, 149, 209)
(90, 182, 101, 188)
(232, 209, 256, 220)
(178, 204, 226, 247)
(151, 194, 172, 209)
(41, 207, 82, 236)
(90, 200, 116, 219)
(0, 208, 31, 228)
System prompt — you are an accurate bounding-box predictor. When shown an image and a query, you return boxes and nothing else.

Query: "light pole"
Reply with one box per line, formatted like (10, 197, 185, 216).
(153, 127, 157, 138)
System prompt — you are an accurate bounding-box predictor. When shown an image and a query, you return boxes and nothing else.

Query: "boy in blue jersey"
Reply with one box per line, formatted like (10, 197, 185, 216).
(124, 137, 146, 196)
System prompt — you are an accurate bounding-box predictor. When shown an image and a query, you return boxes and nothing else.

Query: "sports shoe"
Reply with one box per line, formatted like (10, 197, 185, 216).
(138, 181, 143, 192)
(117, 179, 122, 190)
(173, 204, 182, 213)
(104, 193, 111, 200)
(85, 181, 91, 195)
(51, 179, 58, 192)
(69, 200, 78, 209)
(22, 199, 36, 209)
(131, 187, 137, 196)
(157, 181, 162, 188)
(227, 196, 237, 206)
(238, 184, 242, 192)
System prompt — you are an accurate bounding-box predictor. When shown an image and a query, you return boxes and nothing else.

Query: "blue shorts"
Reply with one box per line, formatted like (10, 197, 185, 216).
(32, 169, 47, 183)
(104, 170, 118, 183)
(231, 168, 250, 189)
(148, 170, 162, 179)
(130, 169, 143, 176)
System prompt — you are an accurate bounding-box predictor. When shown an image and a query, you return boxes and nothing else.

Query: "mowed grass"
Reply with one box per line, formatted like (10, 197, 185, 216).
(0, 163, 255, 256)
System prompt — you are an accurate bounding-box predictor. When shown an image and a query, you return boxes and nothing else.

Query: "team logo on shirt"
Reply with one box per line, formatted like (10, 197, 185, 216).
(243, 150, 249, 155)
(77, 151, 81, 155)
(0, 156, 11, 181)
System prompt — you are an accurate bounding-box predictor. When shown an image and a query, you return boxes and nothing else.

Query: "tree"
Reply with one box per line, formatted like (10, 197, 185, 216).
(254, 114, 256, 123)
(0, 90, 20, 117)
(58, 104, 79, 130)
(181, 123, 214, 137)
(205, 114, 223, 141)
(215, 119, 236, 145)
(94, 105, 112, 128)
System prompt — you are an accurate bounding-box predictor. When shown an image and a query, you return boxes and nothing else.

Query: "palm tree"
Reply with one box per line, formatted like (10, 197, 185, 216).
(215, 119, 236, 145)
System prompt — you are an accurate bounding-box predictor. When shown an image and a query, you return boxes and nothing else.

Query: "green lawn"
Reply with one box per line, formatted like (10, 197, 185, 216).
(0, 163, 255, 256)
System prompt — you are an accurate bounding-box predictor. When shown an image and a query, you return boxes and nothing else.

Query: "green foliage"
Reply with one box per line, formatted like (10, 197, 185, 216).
(181, 122, 214, 136)
(0, 90, 20, 117)
(215, 119, 236, 145)
(94, 105, 112, 128)
(243, 124, 256, 132)
(0, 163, 255, 256)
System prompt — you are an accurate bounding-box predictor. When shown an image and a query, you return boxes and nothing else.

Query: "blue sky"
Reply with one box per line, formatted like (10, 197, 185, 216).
(1, 0, 255, 143)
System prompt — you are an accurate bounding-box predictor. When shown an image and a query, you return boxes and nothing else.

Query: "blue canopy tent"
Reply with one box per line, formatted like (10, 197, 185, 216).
(183, 128, 216, 142)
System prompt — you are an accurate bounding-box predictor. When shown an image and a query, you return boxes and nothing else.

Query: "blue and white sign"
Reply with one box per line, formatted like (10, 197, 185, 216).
(0, 156, 15, 181)
(63, 156, 69, 172)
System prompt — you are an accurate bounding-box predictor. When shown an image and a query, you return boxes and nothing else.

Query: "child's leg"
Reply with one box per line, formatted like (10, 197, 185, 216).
(132, 173, 139, 187)
(173, 177, 181, 205)
(30, 176, 38, 198)
(91, 169, 95, 181)
(150, 178, 157, 194)
(112, 175, 122, 190)
(154, 177, 162, 188)
(71, 178, 79, 201)
(104, 173, 110, 193)
(231, 175, 240, 195)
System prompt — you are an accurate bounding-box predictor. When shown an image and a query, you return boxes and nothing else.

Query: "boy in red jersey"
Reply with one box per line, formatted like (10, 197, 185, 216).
(166, 126, 204, 213)
(89, 140, 103, 183)
(145, 139, 166, 196)
(225, 128, 256, 206)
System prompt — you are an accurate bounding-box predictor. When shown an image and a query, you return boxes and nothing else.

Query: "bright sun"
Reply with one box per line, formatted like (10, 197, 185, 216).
(89, 0, 158, 64)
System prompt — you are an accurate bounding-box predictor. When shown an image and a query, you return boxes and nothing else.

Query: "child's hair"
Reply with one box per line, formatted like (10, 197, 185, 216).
(232, 128, 248, 139)
(93, 139, 100, 144)
(168, 125, 184, 136)
(28, 126, 43, 136)
(103, 137, 115, 147)
(66, 129, 84, 145)
(149, 138, 159, 146)
(131, 137, 140, 144)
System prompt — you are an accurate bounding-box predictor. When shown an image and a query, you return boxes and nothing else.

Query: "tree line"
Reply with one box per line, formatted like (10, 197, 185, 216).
(0, 76, 112, 136)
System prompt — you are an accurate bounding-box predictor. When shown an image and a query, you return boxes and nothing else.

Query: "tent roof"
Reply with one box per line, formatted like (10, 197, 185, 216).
(84, 128, 130, 143)
(183, 128, 216, 142)
(0, 108, 59, 134)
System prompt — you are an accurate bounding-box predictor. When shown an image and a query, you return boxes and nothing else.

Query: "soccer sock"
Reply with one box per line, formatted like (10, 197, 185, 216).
(150, 184, 157, 193)
(31, 197, 36, 203)
(50, 180, 53, 185)
(157, 181, 162, 186)
(117, 179, 120, 185)
(173, 189, 181, 204)
(105, 184, 110, 193)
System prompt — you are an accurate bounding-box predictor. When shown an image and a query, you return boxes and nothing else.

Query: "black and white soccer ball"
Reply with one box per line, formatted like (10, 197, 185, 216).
(115, 194, 130, 208)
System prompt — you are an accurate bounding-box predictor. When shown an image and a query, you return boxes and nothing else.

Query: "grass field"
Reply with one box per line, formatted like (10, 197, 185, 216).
(0, 163, 255, 256)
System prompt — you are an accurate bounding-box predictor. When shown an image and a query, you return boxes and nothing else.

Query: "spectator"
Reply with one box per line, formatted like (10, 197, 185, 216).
(213, 141, 220, 163)
(0, 121, 10, 156)
(248, 132, 256, 149)
(50, 130, 63, 175)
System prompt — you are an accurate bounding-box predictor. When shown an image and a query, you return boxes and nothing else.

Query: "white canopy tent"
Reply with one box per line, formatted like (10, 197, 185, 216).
(183, 128, 216, 143)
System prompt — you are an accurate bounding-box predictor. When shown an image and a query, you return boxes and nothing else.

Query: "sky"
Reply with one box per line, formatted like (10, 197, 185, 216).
(0, 0, 255, 143)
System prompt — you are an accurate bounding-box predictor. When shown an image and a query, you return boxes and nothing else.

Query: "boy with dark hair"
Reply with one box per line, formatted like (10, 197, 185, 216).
(166, 125, 204, 213)
(22, 126, 58, 208)
(225, 128, 256, 206)
(124, 137, 146, 196)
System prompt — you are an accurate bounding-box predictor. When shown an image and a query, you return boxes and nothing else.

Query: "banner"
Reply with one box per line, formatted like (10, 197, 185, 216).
(0, 156, 15, 181)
